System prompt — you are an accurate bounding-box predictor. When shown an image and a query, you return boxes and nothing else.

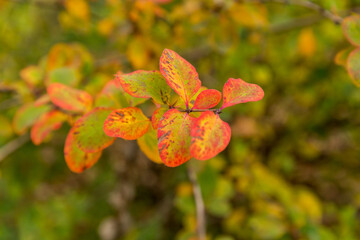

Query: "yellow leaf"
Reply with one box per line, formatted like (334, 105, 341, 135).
(298, 28, 317, 58)
(97, 18, 115, 36)
(229, 4, 268, 28)
(64, 0, 90, 21)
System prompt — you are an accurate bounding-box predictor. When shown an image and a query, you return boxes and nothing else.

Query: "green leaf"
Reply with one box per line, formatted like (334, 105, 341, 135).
(347, 48, 360, 87)
(72, 108, 115, 153)
(342, 15, 360, 46)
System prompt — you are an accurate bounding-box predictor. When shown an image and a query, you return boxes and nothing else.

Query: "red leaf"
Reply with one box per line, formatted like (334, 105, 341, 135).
(103, 107, 150, 140)
(221, 78, 264, 109)
(157, 109, 195, 167)
(192, 89, 221, 109)
(31, 110, 67, 145)
(159, 49, 201, 108)
(64, 128, 102, 173)
(47, 83, 92, 112)
(190, 111, 231, 160)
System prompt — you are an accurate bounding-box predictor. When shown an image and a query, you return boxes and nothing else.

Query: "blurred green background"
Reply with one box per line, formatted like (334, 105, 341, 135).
(1, 0, 360, 239)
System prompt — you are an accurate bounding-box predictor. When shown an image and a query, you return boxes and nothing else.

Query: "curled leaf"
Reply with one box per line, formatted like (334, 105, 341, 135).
(190, 111, 231, 160)
(159, 49, 201, 108)
(103, 107, 150, 140)
(192, 89, 221, 109)
(157, 109, 195, 167)
(64, 128, 102, 173)
(47, 83, 92, 112)
(72, 108, 115, 153)
(31, 110, 68, 145)
(137, 125, 162, 164)
(221, 78, 264, 109)
(335, 47, 354, 66)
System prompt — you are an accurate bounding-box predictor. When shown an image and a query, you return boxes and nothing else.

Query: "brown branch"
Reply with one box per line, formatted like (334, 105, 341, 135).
(180, 108, 222, 114)
(243, 0, 343, 24)
(187, 165, 206, 240)
(0, 134, 29, 163)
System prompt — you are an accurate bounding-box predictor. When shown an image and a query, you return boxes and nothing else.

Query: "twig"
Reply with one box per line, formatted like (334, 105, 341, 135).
(180, 108, 222, 114)
(244, 0, 343, 24)
(187, 165, 206, 240)
(0, 134, 29, 163)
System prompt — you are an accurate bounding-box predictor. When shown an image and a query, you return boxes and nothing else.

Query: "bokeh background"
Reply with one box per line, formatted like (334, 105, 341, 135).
(1, 0, 360, 239)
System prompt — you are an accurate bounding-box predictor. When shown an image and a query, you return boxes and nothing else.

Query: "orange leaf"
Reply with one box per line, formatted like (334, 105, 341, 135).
(103, 107, 150, 140)
(159, 49, 201, 108)
(64, 128, 102, 173)
(221, 78, 264, 109)
(31, 110, 68, 145)
(190, 111, 231, 160)
(192, 89, 221, 109)
(47, 83, 93, 113)
(157, 109, 195, 167)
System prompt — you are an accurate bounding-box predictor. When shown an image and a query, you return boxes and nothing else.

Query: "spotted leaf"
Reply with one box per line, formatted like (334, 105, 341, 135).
(151, 107, 168, 129)
(159, 49, 201, 108)
(72, 108, 115, 153)
(192, 89, 221, 109)
(221, 78, 264, 109)
(103, 107, 150, 140)
(31, 110, 68, 145)
(117, 70, 176, 105)
(190, 111, 231, 160)
(157, 109, 195, 167)
(64, 128, 102, 173)
(47, 83, 92, 112)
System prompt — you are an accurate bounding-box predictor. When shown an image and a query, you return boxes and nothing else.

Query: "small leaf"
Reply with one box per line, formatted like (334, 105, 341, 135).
(64, 128, 102, 173)
(157, 109, 195, 167)
(103, 107, 150, 140)
(221, 78, 264, 109)
(151, 107, 168, 129)
(47, 83, 93, 112)
(192, 89, 221, 109)
(13, 103, 52, 134)
(347, 48, 360, 87)
(335, 47, 354, 66)
(342, 15, 360, 46)
(159, 49, 201, 108)
(20, 65, 43, 88)
(137, 125, 162, 164)
(34, 95, 51, 107)
(31, 110, 68, 145)
(190, 111, 231, 160)
(117, 70, 176, 105)
(72, 108, 115, 153)
(174, 86, 207, 109)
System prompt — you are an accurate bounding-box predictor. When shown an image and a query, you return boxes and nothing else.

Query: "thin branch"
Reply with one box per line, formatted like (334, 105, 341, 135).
(187, 165, 206, 240)
(0, 134, 29, 163)
(244, 0, 343, 24)
(180, 108, 222, 114)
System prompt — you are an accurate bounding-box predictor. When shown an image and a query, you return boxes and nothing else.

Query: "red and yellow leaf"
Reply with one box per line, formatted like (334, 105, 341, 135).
(103, 107, 150, 140)
(151, 107, 168, 129)
(221, 78, 264, 109)
(137, 125, 162, 164)
(342, 15, 360, 46)
(12, 103, 52, 134)
(47, 83, 92, 112)
(192, 89, 221, 109)
(190, 111, 231, 160)
(117, 70, 176, 105)
(159, 49, 201, 108)
(31, 110, 68, 145)
(347, 48, 360, 87)
(64, 128, 102, 173)
(157, 109, 195, 167)
(72, 108, 115, 153)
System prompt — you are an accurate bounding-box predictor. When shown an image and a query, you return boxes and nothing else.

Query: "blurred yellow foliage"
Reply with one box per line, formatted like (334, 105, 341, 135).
(298, 28, 317, 58)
